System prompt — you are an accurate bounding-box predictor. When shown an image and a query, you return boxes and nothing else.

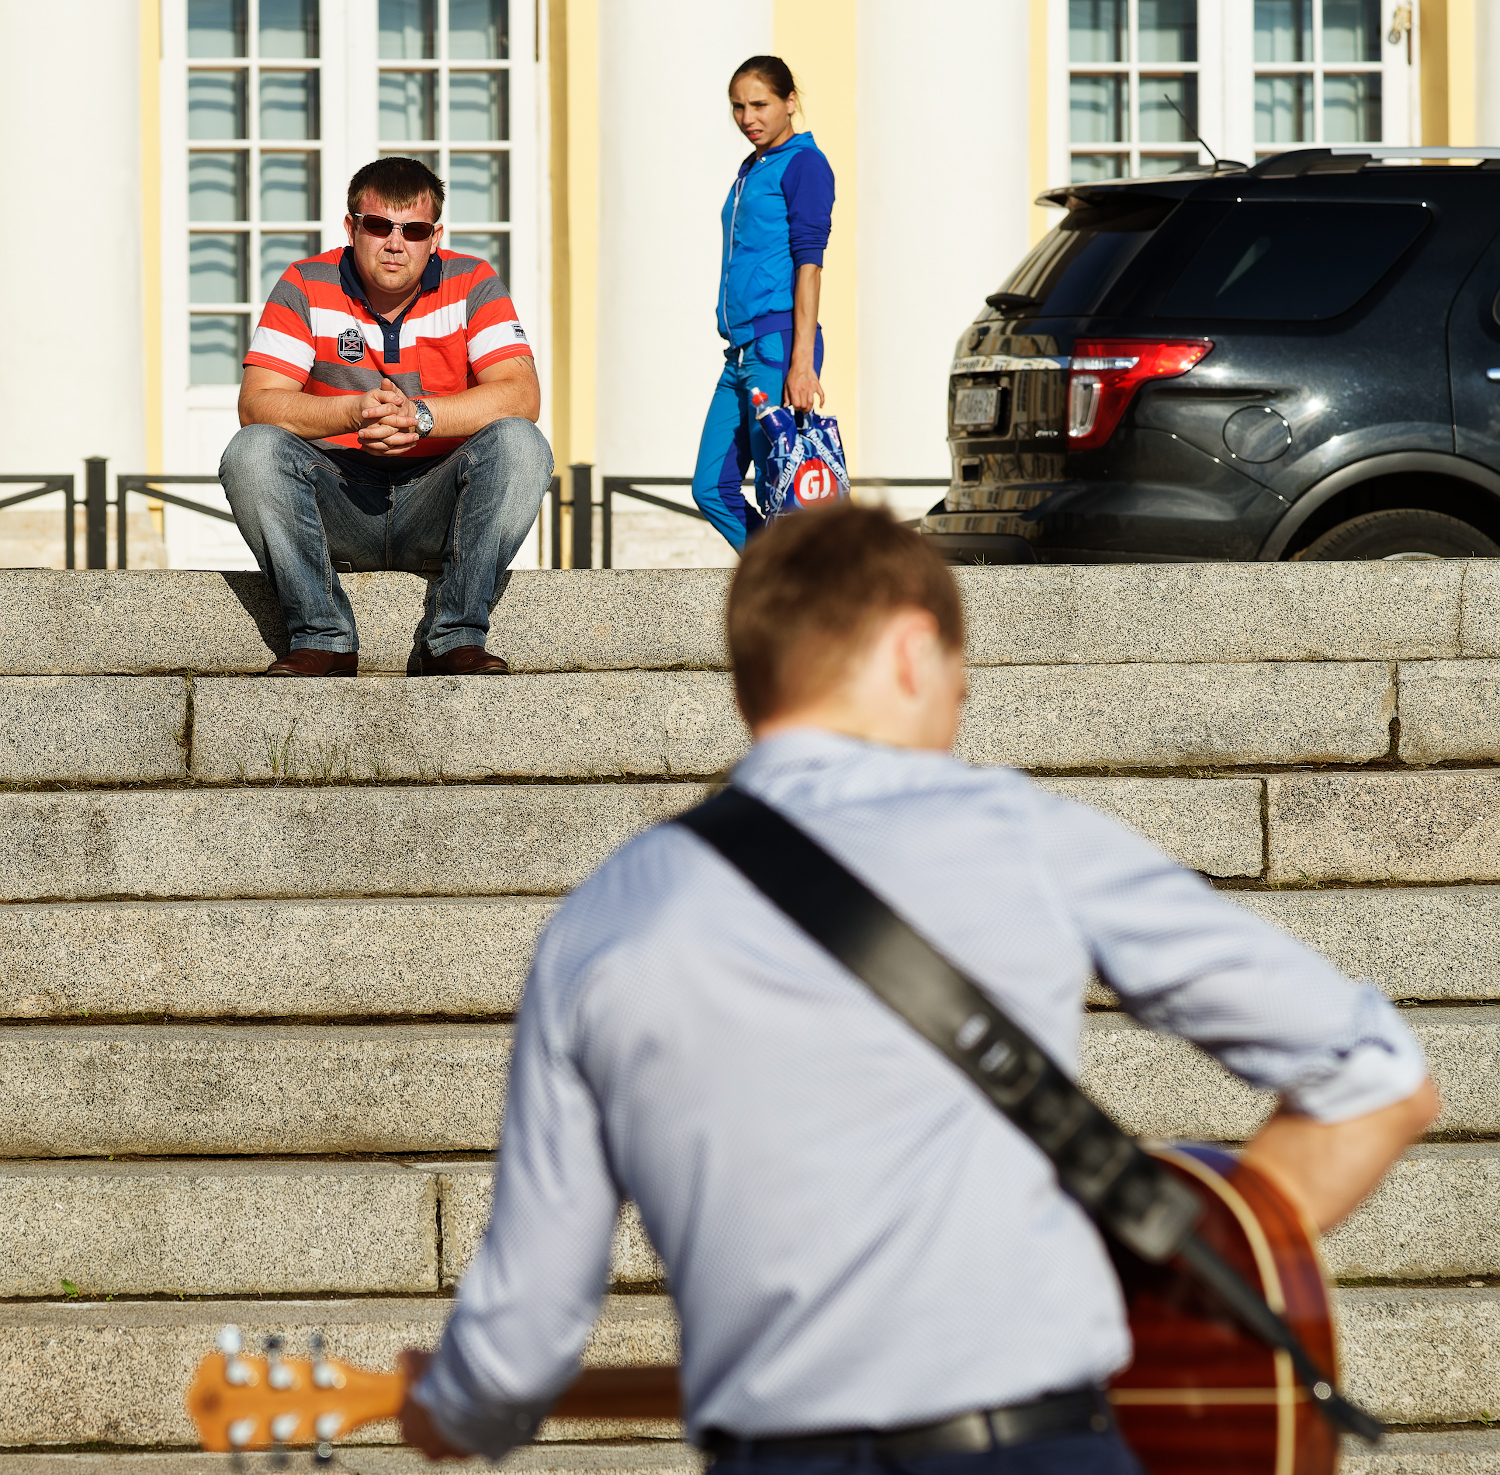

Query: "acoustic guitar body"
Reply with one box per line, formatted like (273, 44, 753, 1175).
(1109, 1146, 1339, 1475)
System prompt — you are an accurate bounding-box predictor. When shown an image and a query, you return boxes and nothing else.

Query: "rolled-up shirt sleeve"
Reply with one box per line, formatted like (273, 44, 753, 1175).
(412, 940, 620, 1459)
(1027, 785, 1428, 1122)
(782, 149, 835, 270)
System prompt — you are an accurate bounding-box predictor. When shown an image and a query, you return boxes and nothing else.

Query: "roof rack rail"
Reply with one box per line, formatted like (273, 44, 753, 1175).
(1251, 146, 1500, 178)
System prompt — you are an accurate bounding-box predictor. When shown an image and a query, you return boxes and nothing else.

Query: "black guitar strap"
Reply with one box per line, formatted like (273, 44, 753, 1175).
(676, 786, 1382, 1444)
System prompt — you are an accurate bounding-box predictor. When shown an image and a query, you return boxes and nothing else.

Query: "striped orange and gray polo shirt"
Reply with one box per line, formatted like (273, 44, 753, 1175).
(244, 245, 533, 463)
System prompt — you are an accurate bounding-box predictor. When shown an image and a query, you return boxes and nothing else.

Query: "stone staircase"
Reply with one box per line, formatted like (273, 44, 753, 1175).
(0, 561, 1497, 1473)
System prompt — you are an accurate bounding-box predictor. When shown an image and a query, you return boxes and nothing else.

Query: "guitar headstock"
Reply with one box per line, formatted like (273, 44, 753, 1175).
(185, 1326, 408, 1459)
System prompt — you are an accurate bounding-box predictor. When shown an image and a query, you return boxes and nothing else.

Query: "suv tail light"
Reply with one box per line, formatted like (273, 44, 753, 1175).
(1067, 339, 1213, 451)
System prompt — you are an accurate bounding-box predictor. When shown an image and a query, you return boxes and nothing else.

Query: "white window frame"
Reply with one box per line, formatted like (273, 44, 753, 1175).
(1048, 0, 1417, 192)
(160, 0, 541, 483)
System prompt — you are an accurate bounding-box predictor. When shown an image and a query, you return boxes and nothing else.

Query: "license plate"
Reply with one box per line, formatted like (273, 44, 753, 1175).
(954, 386, 1001, 430)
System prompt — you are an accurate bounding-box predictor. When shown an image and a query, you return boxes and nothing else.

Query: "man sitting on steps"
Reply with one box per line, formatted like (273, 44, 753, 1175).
(397, 501, 1438, 1472)
(220, 156, 552, 678)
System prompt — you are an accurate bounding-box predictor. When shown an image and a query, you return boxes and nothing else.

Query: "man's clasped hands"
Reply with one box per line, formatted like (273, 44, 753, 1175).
(356, 376, 425, 456)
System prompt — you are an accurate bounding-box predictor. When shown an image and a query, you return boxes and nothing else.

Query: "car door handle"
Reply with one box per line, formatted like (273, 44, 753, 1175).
(1488, 369, 1500, 382)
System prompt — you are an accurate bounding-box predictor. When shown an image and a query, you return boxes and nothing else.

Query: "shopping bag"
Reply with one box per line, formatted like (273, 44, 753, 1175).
(751, 390, 851, 521)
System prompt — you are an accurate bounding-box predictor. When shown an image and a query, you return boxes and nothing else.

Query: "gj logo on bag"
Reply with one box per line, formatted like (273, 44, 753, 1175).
(750, 389, 851, 522)
(791, 458, 839, 507)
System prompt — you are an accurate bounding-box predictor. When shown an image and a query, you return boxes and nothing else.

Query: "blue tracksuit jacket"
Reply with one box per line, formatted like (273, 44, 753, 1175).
(716, 131, 836, 346)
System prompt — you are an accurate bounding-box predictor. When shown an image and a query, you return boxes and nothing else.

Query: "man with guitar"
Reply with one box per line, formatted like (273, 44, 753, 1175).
(399, 503, 1438, 1471)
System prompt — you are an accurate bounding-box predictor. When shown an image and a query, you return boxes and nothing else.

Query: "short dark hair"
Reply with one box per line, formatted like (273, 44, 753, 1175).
(729, 55, 799, 103)
(727, 503, 964, 727)
(346, 157, 446, 221)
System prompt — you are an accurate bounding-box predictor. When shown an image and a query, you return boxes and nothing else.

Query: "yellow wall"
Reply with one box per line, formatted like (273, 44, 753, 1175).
(774, 0, 859, 471)
(140, 0, 162, 476)
(549, 0, 599, 476)
(1421, 0, 1478, 146)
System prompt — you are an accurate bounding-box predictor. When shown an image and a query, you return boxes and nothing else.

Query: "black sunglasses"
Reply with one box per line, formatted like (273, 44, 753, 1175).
(353, 213, 437, 242)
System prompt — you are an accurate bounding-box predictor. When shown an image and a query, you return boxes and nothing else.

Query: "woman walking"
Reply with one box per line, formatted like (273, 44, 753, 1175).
(692, 57, 835, 550)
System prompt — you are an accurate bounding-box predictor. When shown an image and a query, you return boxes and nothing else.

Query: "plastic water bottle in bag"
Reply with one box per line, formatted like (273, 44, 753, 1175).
(751, 387, 851, 522)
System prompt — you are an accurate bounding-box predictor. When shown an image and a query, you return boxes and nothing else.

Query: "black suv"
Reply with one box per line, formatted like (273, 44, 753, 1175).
(925, 147, 1500, 563)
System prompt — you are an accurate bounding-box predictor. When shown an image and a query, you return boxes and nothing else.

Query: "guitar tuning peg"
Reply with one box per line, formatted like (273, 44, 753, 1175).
(218, 1325, 251, 1386)
(314, 1442, 335, 1466)
(264, 1332, 294, 1390)
(310, 1329, 340, 1389)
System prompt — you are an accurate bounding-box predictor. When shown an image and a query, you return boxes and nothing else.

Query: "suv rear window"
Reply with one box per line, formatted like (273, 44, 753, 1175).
(999, 195, 1177, 318)
(1157, 201, 1430, 320)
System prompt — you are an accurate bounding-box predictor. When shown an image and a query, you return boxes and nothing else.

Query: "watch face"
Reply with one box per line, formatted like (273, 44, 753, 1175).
(416, 401, 434, 435)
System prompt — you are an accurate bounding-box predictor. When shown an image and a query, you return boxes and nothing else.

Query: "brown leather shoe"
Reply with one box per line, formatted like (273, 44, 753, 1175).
(265, 649, 359, 677)
(420, 645, 510, 676)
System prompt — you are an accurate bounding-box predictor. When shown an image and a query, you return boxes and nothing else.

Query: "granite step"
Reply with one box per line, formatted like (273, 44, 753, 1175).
(0, 1008, 1488, 1159)
(0, 1288, 1491, 1449)
(3, 885, 1497, 1024)
(184, 662, 1395, 785)
(0, 1448, 701, 1475)
(0, 560, 1486, 677)
(0, 777, 1261, 905)
(3, 1147, 1484, 1301)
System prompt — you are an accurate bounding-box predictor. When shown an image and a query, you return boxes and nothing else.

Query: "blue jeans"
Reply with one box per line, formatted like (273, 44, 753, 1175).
(691, 327, 825, 551)
(706, 1432, 1143, 1475)
(220, 419, 552, 657)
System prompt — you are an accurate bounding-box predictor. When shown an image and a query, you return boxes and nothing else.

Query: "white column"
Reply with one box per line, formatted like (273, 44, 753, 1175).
(0, 0, 145, 489)
(856, 0, 1032, 489)
(1477, 0, 1500, 146)
(594, 0, 773, 481)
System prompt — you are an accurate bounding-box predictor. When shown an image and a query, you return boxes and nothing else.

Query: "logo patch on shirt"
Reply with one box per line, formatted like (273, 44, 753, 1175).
(509, 322, 528, 344)
(336, 326, 367, 364)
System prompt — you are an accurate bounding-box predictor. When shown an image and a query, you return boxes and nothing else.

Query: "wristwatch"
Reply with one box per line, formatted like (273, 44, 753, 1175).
(412, 399, 434, 438)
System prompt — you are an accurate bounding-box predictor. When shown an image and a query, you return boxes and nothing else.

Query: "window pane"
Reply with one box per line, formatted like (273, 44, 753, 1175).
(188, 0, 246, 57)
(449, 71, 508, 141)
(261, 152, 319, 220)
(449, 152, 509, 221)
(261, 70, 319, 139)
(189, 151, 248, 221)
(1070, 74, 1127, 143)
(380, 71, 436, 140)
(1140, 75, 1197, 141)
(189, 314, 248, 384)
(1254, 0, 1312, 61)
(449, 0, 508, 59)
(260, 0, 318, 57)
(188, 70, 247, 139)
(1159, 201, 1427, 319)
(1070, 153, 1127, 183)
(1323, 0, 1381, 61)
(1325, 72, 1382, 140)
(261, 232, 320, 299)
(380, 148, 439, 169)
(451, 232, 510, 284)
(1070, 0, 1124, 62)
(379, 0, 434, 58)
(189, 233, 247, 303)
(1139, 152, 1199, 175)
(1139, 0, 1197, 62)
(1255, 74, 1314, 141)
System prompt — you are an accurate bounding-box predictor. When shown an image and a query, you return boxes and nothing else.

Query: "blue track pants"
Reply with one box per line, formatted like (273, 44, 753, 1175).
(691, 327, 825, 551)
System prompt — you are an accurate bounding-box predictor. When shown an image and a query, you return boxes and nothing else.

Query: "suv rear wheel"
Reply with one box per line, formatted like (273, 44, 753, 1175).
(1293, 509, 1500, 561)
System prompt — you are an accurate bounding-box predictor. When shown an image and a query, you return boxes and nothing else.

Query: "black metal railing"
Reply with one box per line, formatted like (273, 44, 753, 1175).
(0, 472, 78, 566)
(115, 473, 236, 571)
(549, 466, 949, 569)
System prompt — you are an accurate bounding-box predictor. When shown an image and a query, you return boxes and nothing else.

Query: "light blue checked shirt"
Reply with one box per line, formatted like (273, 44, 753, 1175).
(415, 730, 1427, 1459)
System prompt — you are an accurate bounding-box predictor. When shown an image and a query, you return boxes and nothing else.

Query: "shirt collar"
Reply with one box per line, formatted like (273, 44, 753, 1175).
(339, 246, 442, 320)
(732, 727, 921, 783)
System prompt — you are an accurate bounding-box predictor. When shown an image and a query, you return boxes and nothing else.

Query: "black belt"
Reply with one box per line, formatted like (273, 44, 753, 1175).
(703, 1386, 1113, 1460)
